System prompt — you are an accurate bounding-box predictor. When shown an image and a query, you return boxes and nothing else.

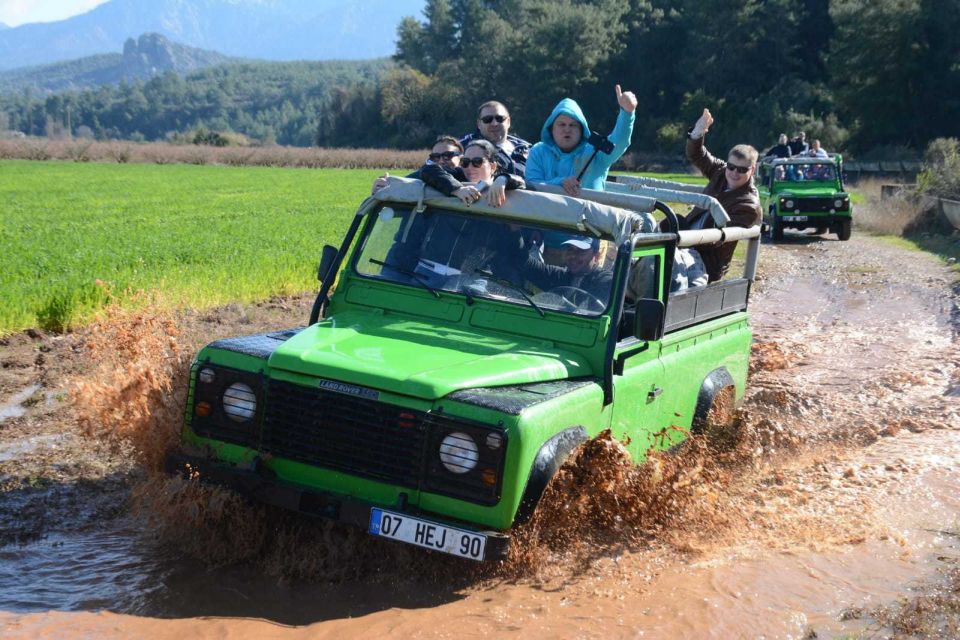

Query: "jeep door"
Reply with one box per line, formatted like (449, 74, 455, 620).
(609, 247, 669, 462)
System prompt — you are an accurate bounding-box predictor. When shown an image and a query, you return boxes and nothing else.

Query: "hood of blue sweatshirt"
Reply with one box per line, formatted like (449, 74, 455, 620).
(539, 98, 591, 154)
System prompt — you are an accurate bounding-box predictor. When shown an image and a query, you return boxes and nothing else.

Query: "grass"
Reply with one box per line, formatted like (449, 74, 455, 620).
(876, 234, 960, 269)
(617, 170, 707, 186)
(0, 161, 771, 335)
(848, 178, 960, 272)
(1, 160, 386, 333)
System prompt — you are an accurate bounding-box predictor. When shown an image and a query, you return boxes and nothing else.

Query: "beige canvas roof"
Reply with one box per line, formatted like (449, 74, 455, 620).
(372, 176, 657, 244)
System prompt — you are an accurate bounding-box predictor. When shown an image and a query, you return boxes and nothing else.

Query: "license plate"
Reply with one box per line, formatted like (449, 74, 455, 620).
(369, 508, 487, 561)
(783, 215, 808, 222)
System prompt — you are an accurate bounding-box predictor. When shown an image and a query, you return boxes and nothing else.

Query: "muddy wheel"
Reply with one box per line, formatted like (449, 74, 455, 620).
(837, 219, 852, 241)
(699, 386, 739, 450)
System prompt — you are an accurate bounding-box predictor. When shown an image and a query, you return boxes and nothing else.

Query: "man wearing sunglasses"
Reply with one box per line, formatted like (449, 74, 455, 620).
(458, 101, 532, 177)
(371, 135, 463, 195)
(675, 107, 762, 283)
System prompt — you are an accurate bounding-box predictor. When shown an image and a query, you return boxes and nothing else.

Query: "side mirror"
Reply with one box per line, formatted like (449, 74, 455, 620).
(317, 244, 338, 282)
(588, 131, 615, 154)
(634, 298, 664, 341)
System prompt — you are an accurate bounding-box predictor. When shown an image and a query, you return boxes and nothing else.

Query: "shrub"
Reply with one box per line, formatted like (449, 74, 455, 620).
(917, 138, 960, 199)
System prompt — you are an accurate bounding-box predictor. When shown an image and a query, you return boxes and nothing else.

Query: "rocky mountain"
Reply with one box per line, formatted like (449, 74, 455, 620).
(0, 33, 232, 95)
(0, 0, 423, 71)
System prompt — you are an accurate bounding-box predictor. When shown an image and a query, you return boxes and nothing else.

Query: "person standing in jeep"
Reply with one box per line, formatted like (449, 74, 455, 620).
(675, 108, 763, 282)
(459, 101, 532, 177)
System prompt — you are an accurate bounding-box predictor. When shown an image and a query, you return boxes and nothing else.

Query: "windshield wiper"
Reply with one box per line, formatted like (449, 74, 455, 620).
(474, 269, 545, 317)
(369, 259, 441, 298)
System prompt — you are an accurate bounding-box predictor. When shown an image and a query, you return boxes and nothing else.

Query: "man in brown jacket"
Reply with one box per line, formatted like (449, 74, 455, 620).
(678, 108, 762, 282)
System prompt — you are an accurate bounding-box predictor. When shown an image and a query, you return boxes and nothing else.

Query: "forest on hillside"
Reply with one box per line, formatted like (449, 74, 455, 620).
(1, 0, 958, 156)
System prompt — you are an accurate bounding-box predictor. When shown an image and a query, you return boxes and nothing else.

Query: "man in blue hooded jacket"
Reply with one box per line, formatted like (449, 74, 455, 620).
(526, 85, 637, 195)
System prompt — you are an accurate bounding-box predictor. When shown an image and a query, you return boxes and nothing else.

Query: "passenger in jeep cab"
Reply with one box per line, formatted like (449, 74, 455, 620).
(506, 235, 613, 310)
(672, 108, 762, 282)
(459, 101, 532, 177)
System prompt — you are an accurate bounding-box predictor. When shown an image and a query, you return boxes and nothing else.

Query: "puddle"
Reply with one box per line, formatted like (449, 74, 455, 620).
(0, 239, 957, 637)
(0, 384, 40, 423)
(0, 434, 68, 463)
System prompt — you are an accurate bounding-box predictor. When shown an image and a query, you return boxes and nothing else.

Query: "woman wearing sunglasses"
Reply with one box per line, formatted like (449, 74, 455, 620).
(419, 139, 526, 208)
(673, 108, 763, 283)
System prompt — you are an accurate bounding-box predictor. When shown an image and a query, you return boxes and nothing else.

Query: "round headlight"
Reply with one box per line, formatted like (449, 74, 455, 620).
(486, 432, 503, 450)
(223, 382, 256, 422)
(439, 432, 478, 474)
(785, 199, 794, 209)
(834, 199, 843, 208)
(198, 367, 216, 384)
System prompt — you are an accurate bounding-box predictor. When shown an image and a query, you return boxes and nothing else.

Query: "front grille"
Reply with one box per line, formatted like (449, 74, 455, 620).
(261, 379, 428, 488)
(788, 197, 844, 212)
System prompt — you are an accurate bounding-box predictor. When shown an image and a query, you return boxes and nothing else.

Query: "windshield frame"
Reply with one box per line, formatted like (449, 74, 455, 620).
(349, 203, 620, 319)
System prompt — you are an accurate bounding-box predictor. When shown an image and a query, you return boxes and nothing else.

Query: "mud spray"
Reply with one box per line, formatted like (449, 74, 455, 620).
(67, 306, 944, 590)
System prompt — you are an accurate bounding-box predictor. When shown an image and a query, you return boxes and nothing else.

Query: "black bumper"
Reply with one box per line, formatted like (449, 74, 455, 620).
(775, 213, 851, 229)
(165, 451, 511, 561)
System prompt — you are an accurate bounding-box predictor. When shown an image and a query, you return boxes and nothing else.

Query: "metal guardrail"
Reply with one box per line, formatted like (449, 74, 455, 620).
(843, 161, 924, 184)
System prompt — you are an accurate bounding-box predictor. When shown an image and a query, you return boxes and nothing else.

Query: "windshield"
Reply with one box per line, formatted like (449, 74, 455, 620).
(774, 163, 837, 182)
(355, 205, 618, 317)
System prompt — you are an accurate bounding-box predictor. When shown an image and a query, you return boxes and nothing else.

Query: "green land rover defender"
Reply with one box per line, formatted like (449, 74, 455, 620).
(167, 177, 761, 561)
(759, 155, 852, 242)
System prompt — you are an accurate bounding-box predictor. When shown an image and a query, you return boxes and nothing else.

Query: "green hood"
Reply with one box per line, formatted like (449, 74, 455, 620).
(776, 185, 844, 197)
(268, 311, 592, 400)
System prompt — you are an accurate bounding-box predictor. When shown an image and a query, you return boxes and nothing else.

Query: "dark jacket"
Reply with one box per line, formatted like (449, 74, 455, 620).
(788, 138, 809, 156)
(764, 143, 791, 159)
(417, 163, 526, 196)
(519, 258, 612, 302)
(459, 132, 532, 177)
(679, 135, 762, 282)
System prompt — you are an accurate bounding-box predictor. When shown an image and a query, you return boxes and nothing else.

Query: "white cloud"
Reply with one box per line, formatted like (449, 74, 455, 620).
(0, 0, 110, 28)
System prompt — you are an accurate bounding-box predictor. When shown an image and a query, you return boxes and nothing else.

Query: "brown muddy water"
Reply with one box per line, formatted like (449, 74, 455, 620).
(1, 235, 959, 639)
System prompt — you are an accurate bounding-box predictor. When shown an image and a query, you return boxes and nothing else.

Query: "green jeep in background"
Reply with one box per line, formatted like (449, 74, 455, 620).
(167, 178, 761, 561)
(758, 155, 852, 242)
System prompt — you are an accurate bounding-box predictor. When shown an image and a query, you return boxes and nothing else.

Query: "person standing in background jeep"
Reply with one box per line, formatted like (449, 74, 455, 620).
(789, 131, 809, 156)
(674, 108, 763, 282)
(459, 101, 531, 177)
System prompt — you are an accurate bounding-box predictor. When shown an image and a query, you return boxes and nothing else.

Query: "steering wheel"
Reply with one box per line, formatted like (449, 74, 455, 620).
(546, 286, 605, 313)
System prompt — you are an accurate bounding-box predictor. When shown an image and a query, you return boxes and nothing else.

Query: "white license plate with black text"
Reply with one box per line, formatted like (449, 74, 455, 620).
(369, 508, 487, 561)
(783, 215, 808, 222)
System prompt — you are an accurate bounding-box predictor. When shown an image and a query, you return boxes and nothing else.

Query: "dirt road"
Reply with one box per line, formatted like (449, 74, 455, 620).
(1, 232, 958, 639)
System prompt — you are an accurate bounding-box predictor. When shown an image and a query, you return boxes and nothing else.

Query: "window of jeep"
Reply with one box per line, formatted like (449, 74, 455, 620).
(776, 163, 836, 182)
(354, 205, 617, 317)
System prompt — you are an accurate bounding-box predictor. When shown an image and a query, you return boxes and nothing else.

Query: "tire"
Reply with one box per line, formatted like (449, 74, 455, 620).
(815, 226, 828, 236)
(697, 386, 739, 451)
(771, 215, 784, 242)
(837, 219, 852, 241)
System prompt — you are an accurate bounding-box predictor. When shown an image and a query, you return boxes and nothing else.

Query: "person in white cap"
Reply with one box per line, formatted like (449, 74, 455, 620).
(504, 234, 613, 311)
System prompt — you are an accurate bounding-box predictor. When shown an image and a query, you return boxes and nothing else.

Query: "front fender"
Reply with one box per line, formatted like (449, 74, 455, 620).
(692, 367, 735, 434)
(512, 426, 588, 526)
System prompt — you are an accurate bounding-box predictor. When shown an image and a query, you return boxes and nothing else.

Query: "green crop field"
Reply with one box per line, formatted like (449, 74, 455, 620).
(1, 161, 704, 335)
(1, 160, 386, 334)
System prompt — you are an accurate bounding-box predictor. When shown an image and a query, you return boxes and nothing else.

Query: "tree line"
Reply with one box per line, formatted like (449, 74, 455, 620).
(1, 0, 958, 157)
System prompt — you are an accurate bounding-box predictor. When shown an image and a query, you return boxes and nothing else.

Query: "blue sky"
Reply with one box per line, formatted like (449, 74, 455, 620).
(0, 0, 109, 27)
